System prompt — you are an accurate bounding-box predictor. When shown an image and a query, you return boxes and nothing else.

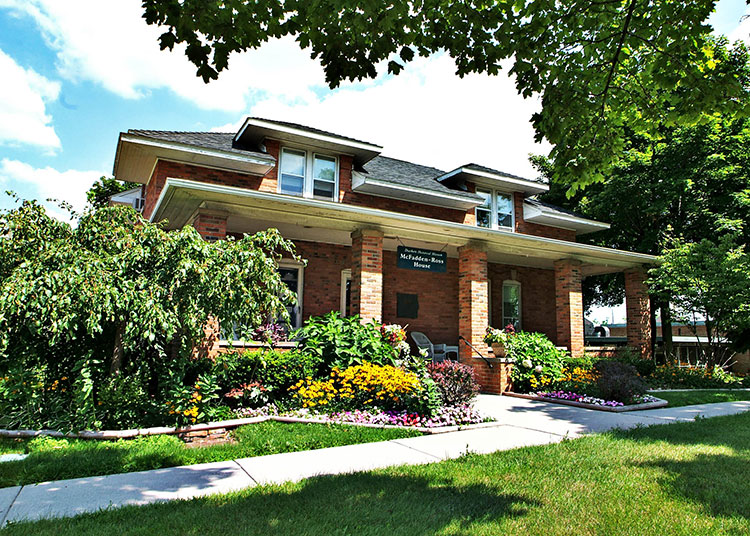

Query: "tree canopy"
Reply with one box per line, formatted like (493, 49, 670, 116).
(537, 114, 750, 309)
(0, 198, 298, 428)
(141, 0, 750, 190)
(86, 177, 140, 208)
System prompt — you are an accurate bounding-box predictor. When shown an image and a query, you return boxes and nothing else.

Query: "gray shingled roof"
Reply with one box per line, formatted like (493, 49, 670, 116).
(361, 156, 483, 202)
(127, 130, 272, 161)
(248, 117, 381, 147)
(462, 163, 547, 185)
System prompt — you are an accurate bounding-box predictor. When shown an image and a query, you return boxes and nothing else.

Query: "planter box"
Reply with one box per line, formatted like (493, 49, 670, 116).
(503, 391, 668, 412)
(490, 343, 507, 358)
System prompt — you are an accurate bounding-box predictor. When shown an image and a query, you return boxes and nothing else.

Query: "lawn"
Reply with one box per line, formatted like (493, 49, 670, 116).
(0, 421, 420, 487)
(655, 389, 750, 408)
(4, 411, 750, 535)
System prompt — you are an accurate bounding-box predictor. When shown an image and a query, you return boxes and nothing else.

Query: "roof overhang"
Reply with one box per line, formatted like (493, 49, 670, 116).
(113, 133, 276, 184)
(523, 203, 610, 235)
(152, 178, 657, 276)
(437, 167, 549, 195)
(351, 171, 482, 210)
(234, 118, 383, 166)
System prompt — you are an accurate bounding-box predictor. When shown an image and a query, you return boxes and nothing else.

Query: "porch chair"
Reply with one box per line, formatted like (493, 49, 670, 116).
(410, 332, 459, 362)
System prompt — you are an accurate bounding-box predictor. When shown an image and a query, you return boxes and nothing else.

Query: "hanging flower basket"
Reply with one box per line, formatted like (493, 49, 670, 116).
(490, 342, 506, 358)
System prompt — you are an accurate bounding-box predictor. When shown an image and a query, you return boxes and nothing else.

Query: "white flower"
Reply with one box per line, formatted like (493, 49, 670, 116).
(535, 365, 543, 373)
(522, 359, 533, 368)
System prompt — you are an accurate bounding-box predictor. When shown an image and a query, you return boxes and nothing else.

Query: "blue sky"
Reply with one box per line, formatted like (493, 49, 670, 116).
(0, 1, 748, 322)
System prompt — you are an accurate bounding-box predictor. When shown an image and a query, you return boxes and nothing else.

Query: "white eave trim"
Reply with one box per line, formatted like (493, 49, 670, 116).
(234, 118, 383, 153)
(152, 178, 658, 266)
(524, 203, 610, 232)
(436, 167, 549, 194)
(118, 134, 276, 169)
(352, 172, 482, 209)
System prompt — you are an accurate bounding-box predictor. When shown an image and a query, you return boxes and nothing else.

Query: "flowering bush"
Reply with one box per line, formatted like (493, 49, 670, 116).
(484, 324, 516, 345)
(224, 382, 269, 408)
(427, 361, 480, 405)
(165, 374, 220, 425)
(540, 364, 599, 393)
(251, 322, 287, 345)
(329, 405, 486, 428)
(290, 362, 438, 414)
(649, 364, 745, 389)
(500, 331, 567, 393)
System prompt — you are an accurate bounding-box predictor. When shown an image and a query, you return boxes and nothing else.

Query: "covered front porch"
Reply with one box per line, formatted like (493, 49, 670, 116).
(153, 178, 655, 392)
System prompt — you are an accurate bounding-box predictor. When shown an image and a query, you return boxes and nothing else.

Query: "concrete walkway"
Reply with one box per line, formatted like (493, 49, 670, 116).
(2, 395, 749, 525)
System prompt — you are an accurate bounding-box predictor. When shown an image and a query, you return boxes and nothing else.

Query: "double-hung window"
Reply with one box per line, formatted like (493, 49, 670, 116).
(279, 147, 338, 201)
(475, 188, 514, 230)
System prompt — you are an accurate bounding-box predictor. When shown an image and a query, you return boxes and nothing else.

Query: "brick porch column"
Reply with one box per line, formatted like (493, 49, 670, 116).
(191, 211, 228, 242)
(555, 259, 584, 357)
(458, 244, 489, 362)
(625, 267, 652, 358)
(351, 229, 383, 323)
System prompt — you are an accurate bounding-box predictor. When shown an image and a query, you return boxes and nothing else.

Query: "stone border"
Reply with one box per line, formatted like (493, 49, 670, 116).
(648, 388, 750, 393)
(0, 415, 500, 441)
(502, 391, 668, 412)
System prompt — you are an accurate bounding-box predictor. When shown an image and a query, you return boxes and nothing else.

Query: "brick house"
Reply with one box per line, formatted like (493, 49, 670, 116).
(112, 118, 656, 392)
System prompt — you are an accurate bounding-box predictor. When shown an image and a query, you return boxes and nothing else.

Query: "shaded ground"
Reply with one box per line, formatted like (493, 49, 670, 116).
(4, 411, 749, 536)
(0, 421, 419, 487)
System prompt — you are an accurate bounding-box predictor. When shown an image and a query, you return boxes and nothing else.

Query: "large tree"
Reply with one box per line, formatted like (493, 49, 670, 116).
(141, 0, 750, 190)
(537, 115, 750, 355)
(86, 177, 140, 208)
(0, 198, 298, 428)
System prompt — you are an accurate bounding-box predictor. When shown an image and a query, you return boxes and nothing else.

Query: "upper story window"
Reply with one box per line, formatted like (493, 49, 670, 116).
(279, 147, 338, 201)
(475, 188, 514, 231)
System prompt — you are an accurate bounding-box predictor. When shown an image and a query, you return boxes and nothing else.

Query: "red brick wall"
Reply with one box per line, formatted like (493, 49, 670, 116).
(514, 193, 577, 242)
(457, 245, 489, 362)
(351, 229, 384, 322)
(488, 263, 557, 342)
(142, 140, 280, 219)
(382, 251, 459, 345)
(625, 267, 652, 358)
(292, 241, 352, 319)
(191, 212, 227, 242)
(554, 259, 585, 356)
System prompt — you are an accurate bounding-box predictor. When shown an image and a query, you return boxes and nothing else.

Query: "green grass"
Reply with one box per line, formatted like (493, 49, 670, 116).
(656, 389, 750, 408)
(0, 421, 420, 487)
(4, 411, 750, 535)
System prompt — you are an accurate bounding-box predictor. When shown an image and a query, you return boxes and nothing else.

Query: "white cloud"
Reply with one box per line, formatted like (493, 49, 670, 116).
(1, 0, 327, 112)
(0, 48, 61, 150)
(728, 8, 750, 44)
(0, 159, 102, 218)
(248, 55, 548, 178)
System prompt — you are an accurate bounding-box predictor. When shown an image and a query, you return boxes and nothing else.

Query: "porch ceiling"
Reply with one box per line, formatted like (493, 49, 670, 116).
(152, 178, 657, 275)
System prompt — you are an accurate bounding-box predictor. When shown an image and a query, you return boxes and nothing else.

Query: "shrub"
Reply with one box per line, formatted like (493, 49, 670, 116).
(649, 363, 744, 389)
(427, 361, 480, 405)
(595, 360, 647, 404)
(547, 364, 599, 395)
(612, 347, 657, 377)
(213, 349, 322, 403)
(293, 312, 397, 370)
(503, 331, 567, 393)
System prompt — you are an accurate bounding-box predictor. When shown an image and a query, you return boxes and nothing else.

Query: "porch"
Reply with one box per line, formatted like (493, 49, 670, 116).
(153, 178, 655, 392)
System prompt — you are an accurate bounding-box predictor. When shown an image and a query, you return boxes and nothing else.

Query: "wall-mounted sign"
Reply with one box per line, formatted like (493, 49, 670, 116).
(397, 246, 447, 273)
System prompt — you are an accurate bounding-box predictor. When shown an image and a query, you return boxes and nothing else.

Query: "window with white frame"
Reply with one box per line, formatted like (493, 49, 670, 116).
(279, 147, 338, 201)
(475, 188, 514, 230)
(502, 280, 521, 330)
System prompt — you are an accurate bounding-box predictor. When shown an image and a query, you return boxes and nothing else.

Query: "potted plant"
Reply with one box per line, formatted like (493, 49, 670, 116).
(484, 324, 516, 358)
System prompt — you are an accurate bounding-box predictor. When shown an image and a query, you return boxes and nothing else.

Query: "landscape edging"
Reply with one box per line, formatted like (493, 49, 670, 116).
(502, 391, 668, 412)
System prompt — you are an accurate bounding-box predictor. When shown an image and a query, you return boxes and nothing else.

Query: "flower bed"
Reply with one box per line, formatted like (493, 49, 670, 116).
(504, 390, 668, 412)
(237, 403, 490, 429)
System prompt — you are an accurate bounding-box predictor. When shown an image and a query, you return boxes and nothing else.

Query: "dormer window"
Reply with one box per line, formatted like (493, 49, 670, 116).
(476, 188, 514, 230)
(279, 147, 338, 201)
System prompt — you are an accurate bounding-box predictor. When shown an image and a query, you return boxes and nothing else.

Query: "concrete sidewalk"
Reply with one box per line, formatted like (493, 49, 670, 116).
(2, 396, 749, 525)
